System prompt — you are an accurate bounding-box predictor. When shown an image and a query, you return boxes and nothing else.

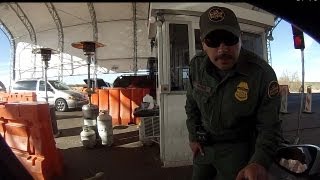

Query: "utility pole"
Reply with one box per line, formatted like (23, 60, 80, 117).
(291, 25, 305, 145)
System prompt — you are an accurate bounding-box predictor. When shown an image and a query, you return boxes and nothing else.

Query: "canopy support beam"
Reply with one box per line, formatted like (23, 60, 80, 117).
(45, 2, 65, 81)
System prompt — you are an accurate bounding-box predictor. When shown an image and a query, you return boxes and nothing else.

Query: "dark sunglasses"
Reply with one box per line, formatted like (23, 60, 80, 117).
(204, 31, 239, 48)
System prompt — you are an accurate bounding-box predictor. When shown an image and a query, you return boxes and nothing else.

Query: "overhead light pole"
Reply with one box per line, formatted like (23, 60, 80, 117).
(32, 48, 59, 103)
(32, 47, 60, 137)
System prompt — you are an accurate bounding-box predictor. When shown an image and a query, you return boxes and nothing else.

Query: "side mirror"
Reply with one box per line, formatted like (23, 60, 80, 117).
(274, 144, 320, 176)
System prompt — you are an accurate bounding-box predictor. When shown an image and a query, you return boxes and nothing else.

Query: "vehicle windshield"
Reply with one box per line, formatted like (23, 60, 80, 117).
(49, 80, 71, 90)
(0, 81, 6, 92)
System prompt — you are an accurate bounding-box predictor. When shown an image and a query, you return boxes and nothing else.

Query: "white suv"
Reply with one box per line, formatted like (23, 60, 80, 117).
(11, 79, 88, 112)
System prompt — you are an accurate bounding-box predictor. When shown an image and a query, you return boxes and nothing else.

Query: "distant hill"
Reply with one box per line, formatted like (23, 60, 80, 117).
(279, 82, 320, 93)
(305, 82, 320, 92)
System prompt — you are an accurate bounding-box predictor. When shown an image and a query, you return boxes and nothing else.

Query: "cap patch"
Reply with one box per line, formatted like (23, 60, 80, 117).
(268, 81, 280, 98)
(208, 8, 225, 22)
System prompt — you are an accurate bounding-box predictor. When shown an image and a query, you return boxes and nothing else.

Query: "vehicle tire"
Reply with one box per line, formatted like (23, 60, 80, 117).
(55, 98, 68, 112)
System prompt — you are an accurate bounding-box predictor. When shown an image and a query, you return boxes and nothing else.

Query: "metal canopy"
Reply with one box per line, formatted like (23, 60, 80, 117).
(0, 2, 150, 81)
(0, 2, 274, 82)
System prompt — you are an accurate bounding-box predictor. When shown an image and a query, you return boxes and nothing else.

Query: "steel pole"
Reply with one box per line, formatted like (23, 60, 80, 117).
(295, 48, 305, 144)
(87, 55, 92, 105)
(44, 61, 48, 103)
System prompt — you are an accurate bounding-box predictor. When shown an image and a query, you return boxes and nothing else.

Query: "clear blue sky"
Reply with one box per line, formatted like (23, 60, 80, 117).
(1, 20, 320, 89)
(0, 29, 11, 88)
(270, 20, 320, 83)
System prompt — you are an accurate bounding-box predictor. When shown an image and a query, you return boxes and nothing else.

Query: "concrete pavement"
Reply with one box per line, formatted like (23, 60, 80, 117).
(53, 93, 319, 179)
(281, 93, 320, 145)
(54, 110, 192, 180)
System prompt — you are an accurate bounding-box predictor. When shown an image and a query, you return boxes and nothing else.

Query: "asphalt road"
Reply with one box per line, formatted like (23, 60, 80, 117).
(281, 93, 320, 145)
(52, 93, 320, 180)
(54, 109, 193, 180)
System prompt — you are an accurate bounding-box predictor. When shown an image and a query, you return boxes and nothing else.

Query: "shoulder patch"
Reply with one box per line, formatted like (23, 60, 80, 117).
(268, 81, 280, 98)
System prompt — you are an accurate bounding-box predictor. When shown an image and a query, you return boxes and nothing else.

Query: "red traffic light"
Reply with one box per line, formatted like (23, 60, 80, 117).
(291, 25, 305, 50)
(293, 35, 305, 49)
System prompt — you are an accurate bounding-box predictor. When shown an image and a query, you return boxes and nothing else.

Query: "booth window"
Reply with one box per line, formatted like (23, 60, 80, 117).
(241, 32, 264, 59)
(169, 24, 190, 91)
(194, 29, 203, 54)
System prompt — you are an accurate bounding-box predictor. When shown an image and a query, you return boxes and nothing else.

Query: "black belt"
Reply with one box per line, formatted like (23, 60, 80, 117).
(203, 135, 250, 146)
(196, 124, 254, 146)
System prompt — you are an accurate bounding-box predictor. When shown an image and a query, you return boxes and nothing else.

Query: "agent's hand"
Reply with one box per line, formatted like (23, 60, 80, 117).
(235, 163, 267, 180)
(189, 141, 204, 158)
(279, 158, 308, 173)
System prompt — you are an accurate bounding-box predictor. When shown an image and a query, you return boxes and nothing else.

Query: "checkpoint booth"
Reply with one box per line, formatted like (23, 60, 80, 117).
(147, 3, 276, 167)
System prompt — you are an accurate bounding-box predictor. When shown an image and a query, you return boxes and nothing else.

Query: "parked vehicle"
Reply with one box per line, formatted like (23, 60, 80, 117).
(11, 79, 88, 112)
(83, 78, 112, 89)
(113, 74, 156, 98)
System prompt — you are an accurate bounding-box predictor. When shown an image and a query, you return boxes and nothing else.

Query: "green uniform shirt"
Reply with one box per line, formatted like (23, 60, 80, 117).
(185, 48, 282, 169)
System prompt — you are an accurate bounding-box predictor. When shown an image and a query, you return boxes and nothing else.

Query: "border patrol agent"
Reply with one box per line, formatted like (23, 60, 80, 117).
(185, 6, 282, 180)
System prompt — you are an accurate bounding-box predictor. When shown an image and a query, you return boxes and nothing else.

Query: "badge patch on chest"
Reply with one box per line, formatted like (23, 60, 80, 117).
(268, 81, 280, 98)
(235, 81, 249, 101)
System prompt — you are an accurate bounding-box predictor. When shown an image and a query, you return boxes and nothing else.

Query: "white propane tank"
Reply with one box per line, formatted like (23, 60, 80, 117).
(143, 93, 154, 109)
(83, 118, 98, 136)
(97, 110, 113, 146)
(84, 118, 97, 127)
(80, 125, 96, 148)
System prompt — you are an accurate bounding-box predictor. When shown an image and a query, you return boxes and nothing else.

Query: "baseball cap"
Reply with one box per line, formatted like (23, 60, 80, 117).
(200, 6, 241, 41)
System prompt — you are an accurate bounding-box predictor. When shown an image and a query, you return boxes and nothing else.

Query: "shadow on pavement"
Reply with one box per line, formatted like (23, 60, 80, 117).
(56, 114, 83, 120)
(113, 125, 130, 130)
(55, 130, 193, 180)
(56, 145, 192, 180)
(59, 127, 83, 137)
(52, 93, 320, 180)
